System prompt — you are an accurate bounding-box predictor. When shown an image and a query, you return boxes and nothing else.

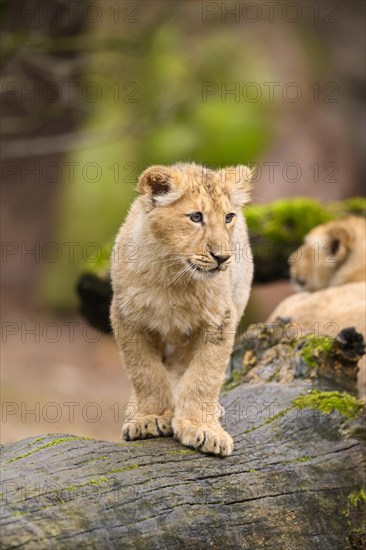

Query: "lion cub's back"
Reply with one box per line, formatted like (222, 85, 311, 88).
(268, 281, 366, 336)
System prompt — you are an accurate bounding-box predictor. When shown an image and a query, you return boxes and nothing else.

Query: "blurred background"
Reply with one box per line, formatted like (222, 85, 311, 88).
(1, 0, 365, 443)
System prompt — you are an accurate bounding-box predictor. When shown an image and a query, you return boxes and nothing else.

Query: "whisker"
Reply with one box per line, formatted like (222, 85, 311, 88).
(160, 261, 184, 270)
(167, 265, 185, 286)
(180, 264, 196, 294)
(169, 264, 191, 288)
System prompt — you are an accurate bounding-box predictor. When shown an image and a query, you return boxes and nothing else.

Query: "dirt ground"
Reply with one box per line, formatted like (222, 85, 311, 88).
(1, 310, 133, 444)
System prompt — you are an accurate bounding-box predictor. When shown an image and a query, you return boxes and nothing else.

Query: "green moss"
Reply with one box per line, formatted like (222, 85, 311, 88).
(60, 477, 109, 492)
(29, 436, 47, 446)
(244, 390, 363, 435)
(224, 353, 257, 391)
(245, 198, 333, 245)
(87, 477, 109, 485)
(6, 436, 91, 464)
(330, 197, 366, 218)
(54, 473, 133, 492)
(223, 369, 245, 391)
(293, 390, 363, 421)
(296, 456, 311, 462)
(300, 335, 334, 369)
(348, 489, 366, 508)
(119, 441, 153, 447)
(244, 405, 295, 434)
(246, 197, 366, 245)
(107, 464, 138, 473)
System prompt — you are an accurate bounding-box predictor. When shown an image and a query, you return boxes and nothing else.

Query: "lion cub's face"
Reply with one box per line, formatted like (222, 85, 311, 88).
(137, 163, 252, 280)
(289, 219, 351, 291)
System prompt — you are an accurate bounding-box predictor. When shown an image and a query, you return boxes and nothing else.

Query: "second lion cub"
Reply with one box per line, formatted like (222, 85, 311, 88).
(110, 163, 253, 456)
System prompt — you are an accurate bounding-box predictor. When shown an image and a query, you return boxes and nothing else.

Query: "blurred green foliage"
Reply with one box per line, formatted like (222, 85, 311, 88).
(245, 196, 366, 245)
(245, 198, 333, 245)
(43, 18, 273, 308)
(39, 7, 365, 309)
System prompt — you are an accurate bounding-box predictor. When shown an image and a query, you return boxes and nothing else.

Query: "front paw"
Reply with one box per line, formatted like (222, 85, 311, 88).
(173, 417, 233, 457)
(122, 414, 173, 441)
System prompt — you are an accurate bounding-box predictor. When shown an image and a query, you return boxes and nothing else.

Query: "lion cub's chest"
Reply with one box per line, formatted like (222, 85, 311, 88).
(128, 284, 222, 344)
(146, 291, 200, 342)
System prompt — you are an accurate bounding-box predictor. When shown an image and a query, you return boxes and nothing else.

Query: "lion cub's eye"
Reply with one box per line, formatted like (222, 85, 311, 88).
(225, 213, 236, 224)
(189, 211, 203, 223)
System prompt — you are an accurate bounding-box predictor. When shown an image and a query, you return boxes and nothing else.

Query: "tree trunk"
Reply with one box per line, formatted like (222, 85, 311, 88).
(1, 327, 365, 550)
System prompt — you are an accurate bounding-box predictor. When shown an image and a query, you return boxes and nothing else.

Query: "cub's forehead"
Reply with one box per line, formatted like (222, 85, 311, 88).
(173, 163, 230, 207)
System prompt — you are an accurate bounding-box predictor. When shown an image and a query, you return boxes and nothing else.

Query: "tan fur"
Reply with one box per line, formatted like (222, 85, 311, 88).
(269, 216, 366, 397)
(110, 163, 253, 456)
(289, 216, 366, 291)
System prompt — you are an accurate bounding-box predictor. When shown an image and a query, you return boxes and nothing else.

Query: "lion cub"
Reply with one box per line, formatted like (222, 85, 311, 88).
(269, 216, 366, 397)
(110, 163, 253, 456)
(288, 216, 366, 292)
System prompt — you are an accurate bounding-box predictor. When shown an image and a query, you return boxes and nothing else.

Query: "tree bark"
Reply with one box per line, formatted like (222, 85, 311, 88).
(1, 326, 365, 549)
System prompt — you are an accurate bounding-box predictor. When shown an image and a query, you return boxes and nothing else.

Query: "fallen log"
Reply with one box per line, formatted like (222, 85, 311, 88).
(229, 320, 365, 394)
(1, 325, 366, 549)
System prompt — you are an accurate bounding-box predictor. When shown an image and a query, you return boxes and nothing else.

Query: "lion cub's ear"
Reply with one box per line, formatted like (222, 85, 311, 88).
(218, 165, 254, 207)
(325, 225, 351, 262)
(137, 165, 181, 207)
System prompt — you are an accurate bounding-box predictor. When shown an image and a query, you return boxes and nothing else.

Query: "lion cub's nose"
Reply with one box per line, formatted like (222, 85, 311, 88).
(209, 251, 231, 265)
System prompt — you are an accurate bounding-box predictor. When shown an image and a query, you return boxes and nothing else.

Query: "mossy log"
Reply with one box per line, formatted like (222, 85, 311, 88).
(229, 320, 365, 395)
(1, 327, 366, 549)
(76, 197, 366, 334)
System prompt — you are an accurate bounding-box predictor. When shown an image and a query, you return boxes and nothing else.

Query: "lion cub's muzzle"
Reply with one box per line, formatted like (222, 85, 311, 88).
(188, 252, 232, 275)
(209, 251, 231, 267)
